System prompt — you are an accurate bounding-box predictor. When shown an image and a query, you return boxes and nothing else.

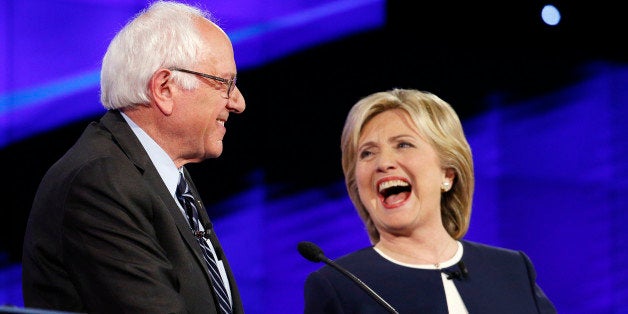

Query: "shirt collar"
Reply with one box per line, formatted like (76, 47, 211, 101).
(120, 112, 180, 197)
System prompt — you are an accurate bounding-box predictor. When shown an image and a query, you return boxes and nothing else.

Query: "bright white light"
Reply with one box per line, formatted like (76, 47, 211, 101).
(541, 4, 561, 26)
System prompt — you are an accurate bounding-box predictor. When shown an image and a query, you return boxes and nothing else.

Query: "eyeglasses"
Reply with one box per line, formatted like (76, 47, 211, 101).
(170, 67, 237, 99)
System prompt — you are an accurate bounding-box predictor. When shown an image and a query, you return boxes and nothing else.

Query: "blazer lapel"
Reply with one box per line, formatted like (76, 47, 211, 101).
(182, 168, 243, 313)
(98, 110, 214, 282)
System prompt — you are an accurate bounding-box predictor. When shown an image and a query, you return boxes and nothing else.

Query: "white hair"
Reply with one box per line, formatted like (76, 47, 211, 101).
(100, 1, 215, 109)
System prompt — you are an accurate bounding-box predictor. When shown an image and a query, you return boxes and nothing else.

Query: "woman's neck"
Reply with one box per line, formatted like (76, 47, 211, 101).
(375, 231, 458, 267)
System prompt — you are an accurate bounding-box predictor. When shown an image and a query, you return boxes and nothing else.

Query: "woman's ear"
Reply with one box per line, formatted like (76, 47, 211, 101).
(445, 168, 456, 183)
(441, 168, 456, 192)
(149, 69, 174, 115)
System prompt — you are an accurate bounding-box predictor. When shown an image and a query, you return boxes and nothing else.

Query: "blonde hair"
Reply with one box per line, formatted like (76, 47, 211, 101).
(340, 89, 474, 243)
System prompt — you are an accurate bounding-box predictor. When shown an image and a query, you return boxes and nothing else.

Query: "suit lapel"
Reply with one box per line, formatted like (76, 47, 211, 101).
(182, 168, 243, 312)
(100, 110, 242, 312)
(99, 110, 214, 282)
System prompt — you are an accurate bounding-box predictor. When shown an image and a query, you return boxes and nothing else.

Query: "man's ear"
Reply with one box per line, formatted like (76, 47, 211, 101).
(150, 69, 175, 115)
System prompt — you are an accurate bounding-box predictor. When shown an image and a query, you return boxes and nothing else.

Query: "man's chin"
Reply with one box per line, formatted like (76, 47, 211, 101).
(205, 142, 223, 159)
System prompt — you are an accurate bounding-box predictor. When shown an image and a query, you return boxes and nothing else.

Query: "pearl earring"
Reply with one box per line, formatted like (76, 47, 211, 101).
(441, 181, 450, 192)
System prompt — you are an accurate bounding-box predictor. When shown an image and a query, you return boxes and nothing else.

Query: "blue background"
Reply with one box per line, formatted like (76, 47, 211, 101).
(1, 1, 628, 313)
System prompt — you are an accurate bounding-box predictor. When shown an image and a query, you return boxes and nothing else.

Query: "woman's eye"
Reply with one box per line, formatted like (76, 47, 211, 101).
(359, 150, 373, 159)
(398, 142, 414, 148)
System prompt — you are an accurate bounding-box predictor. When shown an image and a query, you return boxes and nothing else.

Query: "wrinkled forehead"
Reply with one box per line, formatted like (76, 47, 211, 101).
(357, 109, 424, 146)
(360, 108, 418, 134)
(195, 18, 236, 74)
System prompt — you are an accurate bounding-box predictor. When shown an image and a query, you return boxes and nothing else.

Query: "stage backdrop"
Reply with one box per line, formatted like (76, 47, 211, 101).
(3, 63, 626, 313)
(2, 0, 628, 313)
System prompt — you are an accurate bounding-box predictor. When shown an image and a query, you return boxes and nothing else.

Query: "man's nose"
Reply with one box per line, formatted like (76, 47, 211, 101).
(227, 86, 245, 113)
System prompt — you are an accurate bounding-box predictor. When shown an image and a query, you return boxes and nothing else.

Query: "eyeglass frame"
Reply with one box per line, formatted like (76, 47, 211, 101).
(169, 67, 237, 99)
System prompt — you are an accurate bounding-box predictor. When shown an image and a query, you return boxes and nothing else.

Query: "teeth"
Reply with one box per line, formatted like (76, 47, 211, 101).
(378, 180, 409, 192)
(217, 120, 225, 126)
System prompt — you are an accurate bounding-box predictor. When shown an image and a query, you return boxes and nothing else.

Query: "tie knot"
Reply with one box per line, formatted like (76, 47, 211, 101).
(177, 172, 189, 197)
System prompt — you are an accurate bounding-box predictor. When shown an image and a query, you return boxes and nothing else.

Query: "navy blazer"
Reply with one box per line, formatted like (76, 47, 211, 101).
(22, 110, 243, 314)
(303, 240, 556, 314)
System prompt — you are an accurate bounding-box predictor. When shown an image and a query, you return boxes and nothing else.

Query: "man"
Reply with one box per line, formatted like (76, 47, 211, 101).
(22, 1, 245, 313)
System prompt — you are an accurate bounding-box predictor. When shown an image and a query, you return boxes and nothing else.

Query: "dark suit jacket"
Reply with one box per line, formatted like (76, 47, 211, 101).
(22, 110, 244, 314)
(304, 240, 556, 314)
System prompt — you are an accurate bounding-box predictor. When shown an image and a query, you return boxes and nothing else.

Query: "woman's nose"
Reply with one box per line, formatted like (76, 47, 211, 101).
(376, 150, 396, 172)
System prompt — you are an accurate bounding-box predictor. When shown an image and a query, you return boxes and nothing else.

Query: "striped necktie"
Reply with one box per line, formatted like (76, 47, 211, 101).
(176, 172, 232, 314)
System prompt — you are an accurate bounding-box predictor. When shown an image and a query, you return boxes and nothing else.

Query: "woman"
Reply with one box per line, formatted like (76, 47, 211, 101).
(303, 89, 556, 313)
